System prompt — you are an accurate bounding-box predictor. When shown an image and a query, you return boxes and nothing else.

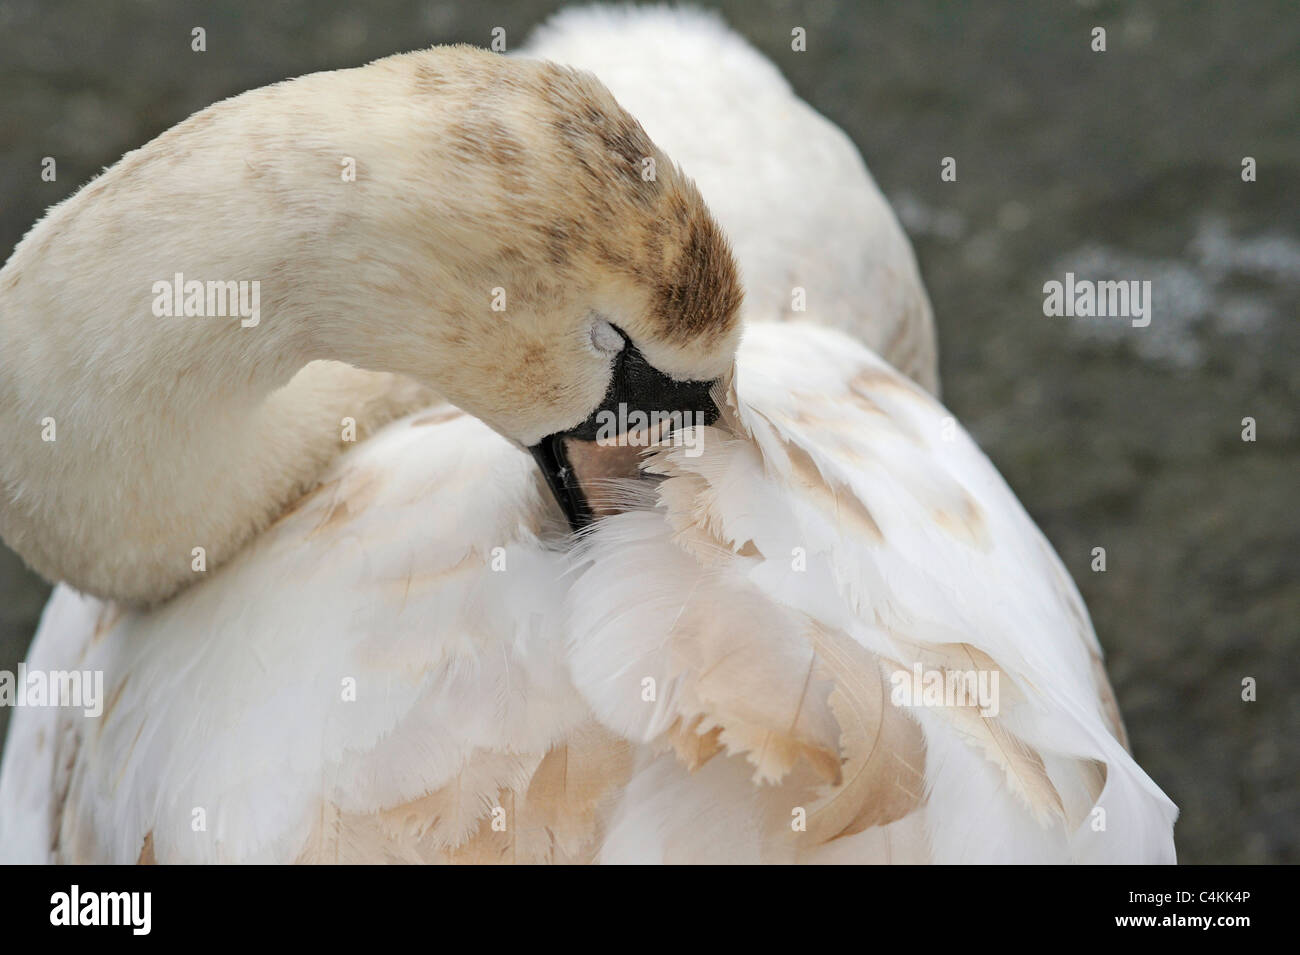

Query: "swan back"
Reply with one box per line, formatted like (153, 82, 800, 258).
(0, 322, 1175, 863)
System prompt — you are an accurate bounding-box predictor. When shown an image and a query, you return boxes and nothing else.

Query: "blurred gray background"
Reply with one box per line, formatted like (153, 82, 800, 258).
(0, 0, 1295, 863)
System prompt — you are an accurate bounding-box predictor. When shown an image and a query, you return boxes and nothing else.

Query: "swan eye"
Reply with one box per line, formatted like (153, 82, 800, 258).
(589, 318, 627, 357)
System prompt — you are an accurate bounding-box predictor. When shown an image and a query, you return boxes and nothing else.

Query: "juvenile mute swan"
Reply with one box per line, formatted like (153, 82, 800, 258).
(0, 9, 1176, 863)
(0, 44, 741, 605)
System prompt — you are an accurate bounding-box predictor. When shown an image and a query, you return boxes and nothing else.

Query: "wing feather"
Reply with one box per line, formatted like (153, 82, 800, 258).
(571, 321, 1176, 863)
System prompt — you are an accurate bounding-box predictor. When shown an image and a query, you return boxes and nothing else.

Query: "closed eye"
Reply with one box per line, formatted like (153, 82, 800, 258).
(589, 316, 628, 357)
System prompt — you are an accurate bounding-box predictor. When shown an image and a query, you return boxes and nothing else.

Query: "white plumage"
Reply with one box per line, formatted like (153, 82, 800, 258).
(0, 322, 1176, 863)
(0, 6, 1176, 863)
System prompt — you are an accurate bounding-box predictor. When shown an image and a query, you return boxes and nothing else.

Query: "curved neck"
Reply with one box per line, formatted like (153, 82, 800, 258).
(0, 50, 525, 604)
(0, 44, 712, 605)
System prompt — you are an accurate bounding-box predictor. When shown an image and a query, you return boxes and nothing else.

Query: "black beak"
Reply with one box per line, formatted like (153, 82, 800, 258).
(529, 433, 594, 529)
(529, 341, 720, 531)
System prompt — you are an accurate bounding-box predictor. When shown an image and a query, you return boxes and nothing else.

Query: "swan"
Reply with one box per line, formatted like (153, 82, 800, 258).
(0, 7, 1177, 863)
(0, 42, 741, 606)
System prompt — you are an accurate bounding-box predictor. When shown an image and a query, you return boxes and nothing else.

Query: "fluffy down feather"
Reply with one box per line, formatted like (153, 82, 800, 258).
(565, 321, 1176, 863)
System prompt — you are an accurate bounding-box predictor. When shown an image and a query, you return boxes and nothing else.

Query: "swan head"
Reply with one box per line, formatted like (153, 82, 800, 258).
(351, 49, 745, 528)
(482, 194, 742, 529)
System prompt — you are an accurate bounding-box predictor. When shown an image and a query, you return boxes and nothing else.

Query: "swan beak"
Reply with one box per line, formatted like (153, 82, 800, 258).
(529, 345, 720, 531)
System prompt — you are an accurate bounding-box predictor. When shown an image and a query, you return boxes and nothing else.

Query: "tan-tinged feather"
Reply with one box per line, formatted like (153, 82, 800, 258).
(663, 714, 725, 771)
(886, 638, 1067, 826)
(378, 751, 542, 850)
(520, 721, 633, 858)
(666, 610, 842, 785)
(771, 436, 883, 542)
(894, 640, 1029, 706)
(1080, 760, 1108, 810)
(656, 469, 735, 565)
(295, 736, 627, 864)
(803, 625, 926, 843)
(952, 712, 1066, 826)
(1090, 651, 1131, 751)
(136, 831, 156, 865)
(441, 788, 520, 865)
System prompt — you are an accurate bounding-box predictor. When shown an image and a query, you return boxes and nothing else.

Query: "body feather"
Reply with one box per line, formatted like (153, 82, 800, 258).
(0, 323, 1176, 863)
